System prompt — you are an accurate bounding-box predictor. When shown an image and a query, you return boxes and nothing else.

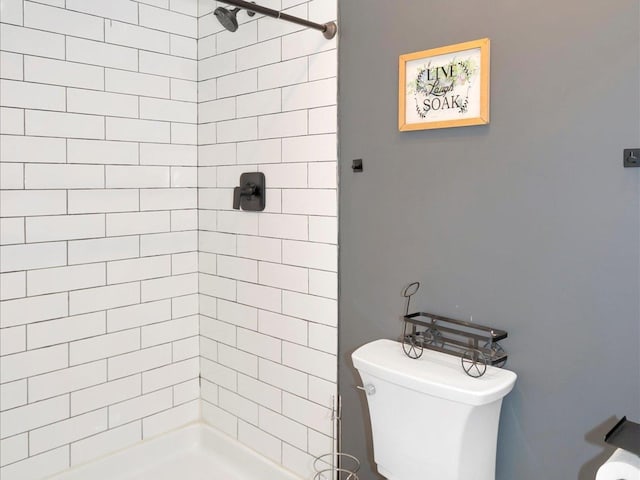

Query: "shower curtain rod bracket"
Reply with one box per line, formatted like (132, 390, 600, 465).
(322, 21, 337, 40)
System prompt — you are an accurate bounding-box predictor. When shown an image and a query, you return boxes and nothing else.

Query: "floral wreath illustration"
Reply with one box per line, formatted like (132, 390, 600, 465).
(408, 58, 476, 118)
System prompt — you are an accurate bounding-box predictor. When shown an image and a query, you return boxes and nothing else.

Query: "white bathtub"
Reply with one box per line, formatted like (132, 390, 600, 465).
(47, 423, 304, 480)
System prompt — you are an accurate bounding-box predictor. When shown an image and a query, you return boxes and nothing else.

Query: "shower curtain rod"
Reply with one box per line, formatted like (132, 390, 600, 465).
(216, 0, 337, 39)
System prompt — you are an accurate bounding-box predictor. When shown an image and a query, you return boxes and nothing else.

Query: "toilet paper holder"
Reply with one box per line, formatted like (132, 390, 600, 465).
(604, 416, 640, 456)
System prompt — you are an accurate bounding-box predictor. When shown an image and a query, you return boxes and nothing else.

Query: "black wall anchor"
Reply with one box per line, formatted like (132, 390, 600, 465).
(233, 172, 265, 211)
(623, 148, 640, 168)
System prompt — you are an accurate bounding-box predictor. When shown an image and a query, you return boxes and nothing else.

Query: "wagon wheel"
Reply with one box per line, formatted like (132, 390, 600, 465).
(461, 349, 488, 377)
(401, 321, 424, 359)
(483, 341, 507, 368)
(423, 327, 444, 348)
(403, 333, 423, 359)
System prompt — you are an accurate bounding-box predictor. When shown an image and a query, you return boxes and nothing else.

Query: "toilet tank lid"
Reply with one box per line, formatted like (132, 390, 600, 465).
(352, 339, 517, 406)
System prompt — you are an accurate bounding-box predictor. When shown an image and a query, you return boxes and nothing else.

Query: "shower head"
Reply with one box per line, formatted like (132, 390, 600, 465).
(214, 6, 239, 32)
(214, 5, 255, 32)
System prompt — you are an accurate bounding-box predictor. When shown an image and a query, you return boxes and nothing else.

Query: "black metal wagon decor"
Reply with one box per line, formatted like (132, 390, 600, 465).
(400, 282, 509, 378)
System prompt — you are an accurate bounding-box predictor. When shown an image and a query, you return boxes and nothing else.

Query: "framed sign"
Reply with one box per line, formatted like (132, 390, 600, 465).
(399, 38, 490, 131)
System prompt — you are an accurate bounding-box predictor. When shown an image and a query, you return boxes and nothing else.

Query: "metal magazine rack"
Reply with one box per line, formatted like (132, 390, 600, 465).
(401, 282, 509, 378)
(313, 396, 360, 480)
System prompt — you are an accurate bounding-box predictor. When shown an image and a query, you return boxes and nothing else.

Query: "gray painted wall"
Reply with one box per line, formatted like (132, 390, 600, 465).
(337, 1, 640, 479)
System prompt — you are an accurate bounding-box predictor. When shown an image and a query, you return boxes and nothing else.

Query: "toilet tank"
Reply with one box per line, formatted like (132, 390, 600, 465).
(352, 339, 517, 480)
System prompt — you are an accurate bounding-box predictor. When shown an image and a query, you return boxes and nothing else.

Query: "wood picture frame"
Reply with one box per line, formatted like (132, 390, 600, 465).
(399, 38, 490, 131)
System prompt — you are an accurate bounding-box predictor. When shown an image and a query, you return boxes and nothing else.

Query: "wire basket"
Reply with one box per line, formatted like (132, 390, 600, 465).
(313, 452, 360, 480)
(312, 396, 360, 480)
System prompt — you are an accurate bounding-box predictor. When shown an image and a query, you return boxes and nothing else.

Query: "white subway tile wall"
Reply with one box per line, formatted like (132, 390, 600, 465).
(197, 1, 337, 478)
(1, 0, 337, 478)
(0, 1, 199, 478)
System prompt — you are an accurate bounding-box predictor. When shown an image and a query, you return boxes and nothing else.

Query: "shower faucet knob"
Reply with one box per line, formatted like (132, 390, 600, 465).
(233, 183, 257, 209)
(233, 172, 266, 212)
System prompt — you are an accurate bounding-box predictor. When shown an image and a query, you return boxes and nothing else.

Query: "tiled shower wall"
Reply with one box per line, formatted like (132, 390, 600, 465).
(0, 0, 338, 478)
(0, 1, 200, 478)
(197, 1, 338, 478)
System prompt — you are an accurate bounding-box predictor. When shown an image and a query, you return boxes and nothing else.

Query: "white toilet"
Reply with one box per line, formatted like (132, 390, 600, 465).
(352, 339, 517, 480)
